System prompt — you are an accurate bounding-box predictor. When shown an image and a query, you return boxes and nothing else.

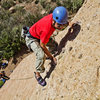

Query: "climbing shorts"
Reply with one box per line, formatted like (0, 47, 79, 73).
(25, 36, 46, 73)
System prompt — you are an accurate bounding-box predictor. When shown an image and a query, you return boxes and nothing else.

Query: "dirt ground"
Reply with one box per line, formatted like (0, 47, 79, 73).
(0, 44, 31, 76)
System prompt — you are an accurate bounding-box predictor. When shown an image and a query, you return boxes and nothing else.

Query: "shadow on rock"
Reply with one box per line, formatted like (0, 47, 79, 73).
(44, 60, 56, 79)
(46, 37, 58, 55)
(55, 23, 81, 56)
(44, 24, 81, 80)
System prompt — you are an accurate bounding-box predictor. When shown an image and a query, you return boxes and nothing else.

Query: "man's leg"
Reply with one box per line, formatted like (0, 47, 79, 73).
(30, 40, 47, 86)
(29, 40, 46, 76)
(25, 37, 46, 86)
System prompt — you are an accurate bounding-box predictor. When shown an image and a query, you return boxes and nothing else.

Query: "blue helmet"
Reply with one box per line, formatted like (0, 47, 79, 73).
(53, 6, 68, 24)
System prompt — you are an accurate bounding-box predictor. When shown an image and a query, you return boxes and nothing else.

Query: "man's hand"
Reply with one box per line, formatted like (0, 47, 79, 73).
(68, 22, 74, 28)
(40, 41, 57, 65)
(69, 21, 80, 28)
(68, 21, 80, 33)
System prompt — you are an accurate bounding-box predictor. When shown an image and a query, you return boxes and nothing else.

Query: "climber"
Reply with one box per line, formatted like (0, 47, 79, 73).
(0, 71, 10, 88)
(22, 6, 74, 86)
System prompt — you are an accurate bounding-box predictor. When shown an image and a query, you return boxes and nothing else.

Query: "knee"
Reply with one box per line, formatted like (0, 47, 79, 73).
(37, 48, 45, 60)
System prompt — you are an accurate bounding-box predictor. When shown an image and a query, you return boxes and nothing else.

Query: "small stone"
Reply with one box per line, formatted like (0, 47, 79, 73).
(42, 88, 46, 91)
(36, 92, 38, 95)
(70, 66, 72, 69)
(62, 48, 65, 53)
(10, 70, 13, 73)
(87, 24, 90, 30)
(69, 47, 73, 51)
(60, 79, 63, 83)
(61, 96, 63, 98)
(72, 54, 75, 57)
(96, 59, 98, 61)
(78, 54, 83, 59)
(66, 85, 67, 88)
(96, 98, 99, 100)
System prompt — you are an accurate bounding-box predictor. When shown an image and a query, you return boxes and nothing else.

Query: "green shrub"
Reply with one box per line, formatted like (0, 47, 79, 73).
(71, 0, 84, 12)
(24, 13, 43, 26)
(0, 26, 21, 60)
(0, 6, 43, 61)
(0, 8, 23, 61)
(39, 0, 84, 14)
(1, 0, 15, 10)
(56, 0, 84, 14)
(51, 0, 56, 2)
(0, 9, 10, 20)
(40, 0, 46, 8)
(18, 0, 33, 3)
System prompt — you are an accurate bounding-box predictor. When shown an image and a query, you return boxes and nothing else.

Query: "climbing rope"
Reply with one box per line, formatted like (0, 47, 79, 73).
(10, 76, 34, 80)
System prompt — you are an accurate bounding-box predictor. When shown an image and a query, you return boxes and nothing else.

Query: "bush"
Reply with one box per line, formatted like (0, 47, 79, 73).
(71, 0, 84, 12)
(56, 0, 84, 14)
(39, 0, 84, 14)
(18, 0, 33, 3)
(0, 8, 24, 61)
(1, 0, 15, 10)
(0, 26, 21, 60)
(0, 6, 43, 62)
(24, 12, 43, 26)
(40, 0, 46, 8)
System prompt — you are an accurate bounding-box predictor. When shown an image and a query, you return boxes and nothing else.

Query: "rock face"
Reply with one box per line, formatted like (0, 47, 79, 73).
(0, 0, 100, 100)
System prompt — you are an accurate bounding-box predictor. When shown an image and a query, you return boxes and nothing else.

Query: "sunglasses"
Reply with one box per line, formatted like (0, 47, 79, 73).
(57, 22, 69, 28)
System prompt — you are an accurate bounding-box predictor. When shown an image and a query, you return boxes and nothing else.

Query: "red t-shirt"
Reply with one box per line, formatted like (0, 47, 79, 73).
(29, 14, 55, 44)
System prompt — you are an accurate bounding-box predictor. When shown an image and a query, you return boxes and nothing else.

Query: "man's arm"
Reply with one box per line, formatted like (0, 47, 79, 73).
(40, 41, 57, 64)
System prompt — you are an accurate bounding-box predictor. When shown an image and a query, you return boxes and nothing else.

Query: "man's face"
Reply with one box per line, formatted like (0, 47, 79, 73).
(53, 21, 68, 30)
